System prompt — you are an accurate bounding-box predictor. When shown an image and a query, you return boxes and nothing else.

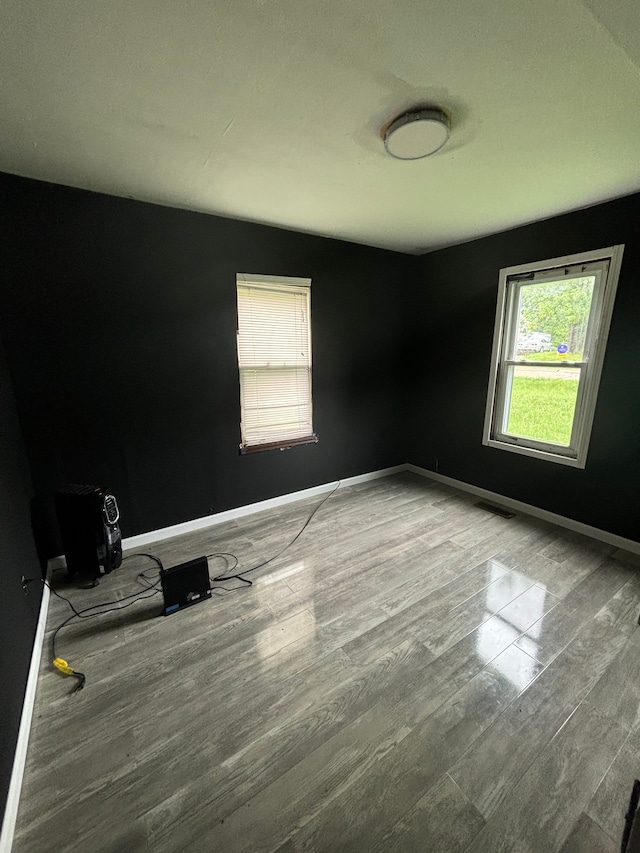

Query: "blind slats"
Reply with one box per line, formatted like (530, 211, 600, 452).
(237, 277, 314, 448)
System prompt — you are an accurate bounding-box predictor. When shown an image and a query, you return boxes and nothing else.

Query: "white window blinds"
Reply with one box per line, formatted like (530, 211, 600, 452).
(236, 274, 316, 451)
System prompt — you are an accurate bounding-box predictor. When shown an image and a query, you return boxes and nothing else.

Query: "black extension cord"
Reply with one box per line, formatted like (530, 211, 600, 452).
(207, 480, 340, 587)
(24, 553, 165, 693)
(27, 481, 341, 693)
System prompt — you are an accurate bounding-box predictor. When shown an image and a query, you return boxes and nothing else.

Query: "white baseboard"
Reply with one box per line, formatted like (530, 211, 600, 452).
(0, 582, 50, 853)
(407, 464, 640, 556)
(47, 464, 407, 572)
(124, 465, 406, 550)
(47, 465, 407, 565)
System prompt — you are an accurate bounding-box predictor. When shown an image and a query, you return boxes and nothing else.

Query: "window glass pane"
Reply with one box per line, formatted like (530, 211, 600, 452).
(514, 276, 595, 362)
(504, 364, 581, 446)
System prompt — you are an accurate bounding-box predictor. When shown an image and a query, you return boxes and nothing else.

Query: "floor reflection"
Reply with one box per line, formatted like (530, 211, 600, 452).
(484, 564, 523, 612)
(256, 561, 317, 663)
(476, 571, 549, 690)
(490, 643, 541, 692)
(500, 585, 549, 638)
(261, 560, 308, 586)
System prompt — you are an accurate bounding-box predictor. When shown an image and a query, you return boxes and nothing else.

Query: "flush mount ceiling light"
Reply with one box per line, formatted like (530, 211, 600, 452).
(383, 108, 451, 160)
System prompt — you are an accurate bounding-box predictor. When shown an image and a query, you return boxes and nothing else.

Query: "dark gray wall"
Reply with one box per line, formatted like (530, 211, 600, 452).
(0, 335, 43, 820)
(0, 172, 411, 557)
(409, 193, 640, 542)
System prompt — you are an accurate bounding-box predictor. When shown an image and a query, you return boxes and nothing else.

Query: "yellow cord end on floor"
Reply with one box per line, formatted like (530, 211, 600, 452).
(53, 657, 75, 676)
(53, 658, 86, 691)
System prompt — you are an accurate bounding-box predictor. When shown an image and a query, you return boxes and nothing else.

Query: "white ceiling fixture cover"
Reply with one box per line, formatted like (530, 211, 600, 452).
(383, 109, 450, 160)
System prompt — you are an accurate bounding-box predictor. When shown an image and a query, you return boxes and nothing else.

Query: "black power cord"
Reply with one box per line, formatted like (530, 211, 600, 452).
(28, 483, 341, 693)
(122, 552, 164, 590)
(24, 553, 165, 694)
(207, 481, 340, 588)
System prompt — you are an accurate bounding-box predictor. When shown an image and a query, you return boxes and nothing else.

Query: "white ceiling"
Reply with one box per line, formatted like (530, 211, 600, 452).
(1, 0, 639, 254)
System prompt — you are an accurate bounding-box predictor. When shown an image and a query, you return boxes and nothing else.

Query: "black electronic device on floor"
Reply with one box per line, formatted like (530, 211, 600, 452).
(160, 556, 211, 616)
(55, 484, 123, 579)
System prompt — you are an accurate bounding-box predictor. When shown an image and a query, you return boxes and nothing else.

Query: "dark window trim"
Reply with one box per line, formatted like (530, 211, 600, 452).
(239, 434, 319, 455)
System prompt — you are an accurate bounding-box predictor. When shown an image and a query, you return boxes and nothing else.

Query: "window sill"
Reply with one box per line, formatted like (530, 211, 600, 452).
(240, 435, 319, 455)
(483, 436, 586, 468)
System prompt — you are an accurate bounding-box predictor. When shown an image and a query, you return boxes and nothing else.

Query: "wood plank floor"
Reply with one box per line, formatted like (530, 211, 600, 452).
(12, 472, 640, 853)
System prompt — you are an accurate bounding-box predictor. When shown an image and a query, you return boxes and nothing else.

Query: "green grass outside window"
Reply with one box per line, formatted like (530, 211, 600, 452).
(506, 377, 579, 446)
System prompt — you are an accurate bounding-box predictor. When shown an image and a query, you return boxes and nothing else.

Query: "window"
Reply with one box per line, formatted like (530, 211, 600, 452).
(236, 273, 317, 453)
(483, 245, 624, 467)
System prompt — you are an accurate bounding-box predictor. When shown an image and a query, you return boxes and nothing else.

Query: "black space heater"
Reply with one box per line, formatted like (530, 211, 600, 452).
(55, 485, 123, 579)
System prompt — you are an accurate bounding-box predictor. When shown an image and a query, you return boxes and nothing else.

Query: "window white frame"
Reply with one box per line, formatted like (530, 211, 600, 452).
(236, 272, 317, 454)
(483, 245, 624, 468)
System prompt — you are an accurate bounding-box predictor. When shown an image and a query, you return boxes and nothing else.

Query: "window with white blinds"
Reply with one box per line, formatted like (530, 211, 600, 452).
(236, 273, 317, 453)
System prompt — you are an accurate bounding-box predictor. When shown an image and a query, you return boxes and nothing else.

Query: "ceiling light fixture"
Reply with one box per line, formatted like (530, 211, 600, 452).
(383, 108, 450, 160)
